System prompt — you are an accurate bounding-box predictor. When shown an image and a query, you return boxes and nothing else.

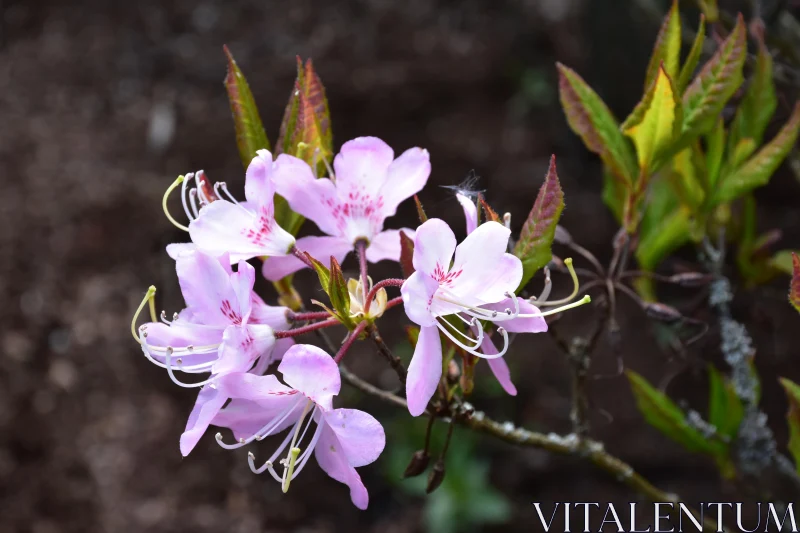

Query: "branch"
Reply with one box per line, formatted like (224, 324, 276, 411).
(367, 324, 407, 383)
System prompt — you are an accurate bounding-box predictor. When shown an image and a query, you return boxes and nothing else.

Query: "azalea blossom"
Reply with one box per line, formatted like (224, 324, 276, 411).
(133, 249, 292, 454)
(400, 218, 549, 416)
(212, 344, 385, 510)
(165, 150, 296, 262)
(261, 136, 430, 280)
(455, 193, 545, 396)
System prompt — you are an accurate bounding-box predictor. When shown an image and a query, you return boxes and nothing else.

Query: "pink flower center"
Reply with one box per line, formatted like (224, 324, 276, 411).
(324, 186, 386, 240)
(220, 299, 242, 324)
(432, 263, 462, 286)
(242, 207, 276, 246)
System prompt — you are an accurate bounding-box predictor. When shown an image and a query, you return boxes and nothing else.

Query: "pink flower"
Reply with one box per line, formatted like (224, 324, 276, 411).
(400, 217, 547, 416)
(166, 150, 296, 263)
(211, 344, 385, 510)
(136, 249, 293, 454)
(262, 137, 430, 280)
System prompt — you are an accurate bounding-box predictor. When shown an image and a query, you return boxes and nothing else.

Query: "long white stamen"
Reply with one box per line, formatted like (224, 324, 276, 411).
(537, 258, 579, 307)
(160, 310, 172, 324)
(162, 176, 190, 232)
(165, 347, 220, 388)
(322, 154, 336, 182)
(290, 421, 324, 480)
(438, 315, 482, 346)
(217, 398, 304, 451)
(215, 182, 240, 205)
(131, 286, 157, 344)
(535, 266, 552, 303)
(195, 171, 212, 205)
(180, 172, 195, 221)
(188, 188, 200, 218)
(248, 429, 296, 477)
(282, 400, 314, 492)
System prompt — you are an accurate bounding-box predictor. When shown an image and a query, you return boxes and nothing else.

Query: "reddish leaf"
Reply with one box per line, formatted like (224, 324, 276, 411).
(779, 378, 800, 473)
(477, 194, 501, 223)
(790, 252, 800, 313)
(223, 45, 270, 168)
(677, 15, 707, 94)
(414, 194, 428, 223)
(399, 231, 415, 279)
(513, 155, 565, 290)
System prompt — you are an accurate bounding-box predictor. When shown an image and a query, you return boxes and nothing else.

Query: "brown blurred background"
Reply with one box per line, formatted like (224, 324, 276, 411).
(2, 0, 800, 531)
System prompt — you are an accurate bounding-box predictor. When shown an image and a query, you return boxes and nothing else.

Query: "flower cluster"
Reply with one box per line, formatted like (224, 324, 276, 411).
(132, 135, 584, 508)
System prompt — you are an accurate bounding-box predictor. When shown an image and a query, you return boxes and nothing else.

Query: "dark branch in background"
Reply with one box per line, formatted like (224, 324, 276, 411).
(367, 324, 407, 383)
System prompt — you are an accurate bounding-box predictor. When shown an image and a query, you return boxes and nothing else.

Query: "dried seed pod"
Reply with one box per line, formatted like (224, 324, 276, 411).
(426, 459, 446, 493)
(643, 302, 683, 323)
(403, 450, 430, 478)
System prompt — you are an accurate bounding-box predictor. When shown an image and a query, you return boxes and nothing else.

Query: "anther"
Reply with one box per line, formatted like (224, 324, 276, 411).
(186, 345, 194, 352)
(173, 312, 179, 321)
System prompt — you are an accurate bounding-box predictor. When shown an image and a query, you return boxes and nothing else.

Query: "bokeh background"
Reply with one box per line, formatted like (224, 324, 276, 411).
(2, 0, 800, 531)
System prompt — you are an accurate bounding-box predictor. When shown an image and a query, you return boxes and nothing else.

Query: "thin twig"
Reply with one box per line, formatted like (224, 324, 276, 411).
(367, 324, 407, 383)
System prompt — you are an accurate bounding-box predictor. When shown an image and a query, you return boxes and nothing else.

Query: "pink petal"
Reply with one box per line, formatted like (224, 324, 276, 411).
(401, 271, 439, 327)
(380, 147, 431, 217)
(179, 385, 228, 456)
(315, 422, 370, 509)
(231, 260, 255, 323)
(176, 251, 244, 327)
(481, 297, 547, 334)
(140, 321, 223, 367)
(481, 335, 517, 396)
(364, 228, 414, 263)
(271, 154, 342, 237)
(412, 218, 456, 276)
(212, 396, 302, 442)
(456, 193, 478, 235)
(216, 371, 296, 399)
(333, 137, 394, 199)
(250, 337, 294, 376)
(249, 293, 291, 330)
(321, 408, 386, 467)
(261, 235, 352, 281)
(212, 324, 275, 375)
(406, 325, 442, 416)
(278, 344, 340, 411)
(166, 242, 197, 259)
(244, 150, 278, 209)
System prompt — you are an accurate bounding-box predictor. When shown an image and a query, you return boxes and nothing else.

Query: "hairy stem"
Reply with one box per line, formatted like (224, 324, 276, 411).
(334, 320, 368, 363)
(275, 317, 340, 338)
(364, 278, 405, 315)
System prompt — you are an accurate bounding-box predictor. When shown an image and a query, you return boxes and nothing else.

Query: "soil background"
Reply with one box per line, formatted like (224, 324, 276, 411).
(2, 0, 800, 532)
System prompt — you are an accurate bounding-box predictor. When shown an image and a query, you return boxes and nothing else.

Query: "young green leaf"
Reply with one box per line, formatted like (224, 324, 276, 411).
(557, 63, 638, 185)
(681, 15, 746, 140)
(635, 177, 691, 271)
(513, 155, 564, 290)
(627, 370, 720, 454)
(307, 253, 332, 291)
(711, 102, 800, 205)
(669, 146, 705, 212)
(696, 0, 718, 23)
(727, 30, 777, 153)
(705, 117, 726, 189)
(414, 195, 428, 223)
(623, 65, 682, 174)
(708, 366, 744, 439)
(677, 15, 706, 94)
(328, 257, 353, 327)
(643, 0, 681, 91)
(601, 164, 626, 223)
(779, 377, 800, 473)
(768, 250, 800, 275)
(790, 252, 800, 313)
(223, 45, 270, 168)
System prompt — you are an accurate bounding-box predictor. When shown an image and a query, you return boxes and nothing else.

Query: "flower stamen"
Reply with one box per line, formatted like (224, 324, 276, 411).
(131, 286, 157, 344)
(162, 175, 190, 232)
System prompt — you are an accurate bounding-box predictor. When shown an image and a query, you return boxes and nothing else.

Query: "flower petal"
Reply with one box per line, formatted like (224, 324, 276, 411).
(321, 408, 386, 467)
(333, 137, 394, 199)
(456, 193, 478, 235)
(244, 149, 278, 209)
(278, 344, 340, 410)
(216, 371, 296, 399)
(261, 235, 352, 282)
(364, 228, 414, 263)
(212, 396, 303, 442)
(315, 422, 370, 509)
(231, 260, 255, 323)
(401, 271, 439, 327)
(481, 297, 547, 333)
(480, 335, 517, 396)
(176, 251, 243, 327)
(379, 147, 431, 217)
(179, 385, 228, 456)
(412, 218, 456, 276)
(212, 324, 275, 375)
(406, 325, 442, 416)
(271, 154, 342, 236)
(189, 200, 295, 261)
(140, 320, 223, 367)
(166, 242, 197, 260)
(249, 293, 290, 330)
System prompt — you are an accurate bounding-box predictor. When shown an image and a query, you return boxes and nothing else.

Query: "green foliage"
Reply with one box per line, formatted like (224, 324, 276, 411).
(707, 366, 744, 440)
(385, 422, 511, 533)
(223, 45, 271, 167)
(557, 6, 799, 288)
(513, 155, 564, 290)
(789, 252, 800, 313)
(779, 378, 800, 474)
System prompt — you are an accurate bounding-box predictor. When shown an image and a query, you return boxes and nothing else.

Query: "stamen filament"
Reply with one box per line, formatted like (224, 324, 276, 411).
(131, 286, 157, 343)
(282, 400, 314, 493)
(537, 258, 579, 307)
(189, 188, 200, 218)
(180, 172, 195, 222)
(162, 176, 190, 232)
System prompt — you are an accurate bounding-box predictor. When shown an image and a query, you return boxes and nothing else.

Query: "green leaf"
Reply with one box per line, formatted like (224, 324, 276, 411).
(708, 366, 744, 439)
(557, 63, 638, 184)
(602, 164, 626, 223)
(636, 178, 692, 271)
(727, 31, 777, 153)
(779, 377, 800, 474)
(696, 0, 719, 23)
(677, 15, 707, 94)
(623, 65, 682, 174)
(644, 0, 681, 91)
(414, 195, 428, 223)
(328, 257, 352, 326)
(769, 250, 800, 275)
(712, 102, 800, 205)
(728, 138, 757, 170)
(223, 45, 271, 167)
(705, 117, 726, 189)
(669, 146, 706, 212)
(790, 252, 800, 312)
(681, 15, 746, 141)
(513, 155, 565, 290)
(307, 253, 331, 291)
(627, 370, 719, 453)
(274, 57, 333, 236)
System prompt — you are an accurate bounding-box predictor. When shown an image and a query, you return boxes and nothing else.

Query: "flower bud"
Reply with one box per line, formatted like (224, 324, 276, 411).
(403, 450, 430, 478)
(643, 302, 683, 323)
(426, 459, 446, 493)
(347, 278, 387, 320)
